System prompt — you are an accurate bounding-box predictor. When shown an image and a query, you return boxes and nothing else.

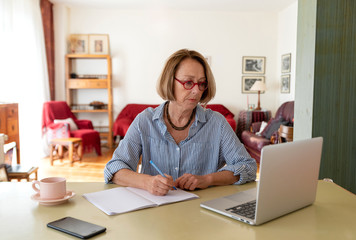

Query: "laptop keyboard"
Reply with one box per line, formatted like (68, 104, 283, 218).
(225, 200, 256, 219)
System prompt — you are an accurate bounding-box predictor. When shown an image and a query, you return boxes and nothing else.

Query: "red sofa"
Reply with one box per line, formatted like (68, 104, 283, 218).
(113, 104, 237, 138)
(240, 101, 294, 164)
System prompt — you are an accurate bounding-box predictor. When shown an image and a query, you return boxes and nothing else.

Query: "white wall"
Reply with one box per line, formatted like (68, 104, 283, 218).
(54, 4, 298, 125)
(277, 1, 298, 106)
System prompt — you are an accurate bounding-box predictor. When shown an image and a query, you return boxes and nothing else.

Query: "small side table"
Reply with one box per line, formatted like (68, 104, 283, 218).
(7, 165, 38, 182)
(278, 125, 294, 142)
(236, 110, 271, 139)
(50, 138, 83, 166)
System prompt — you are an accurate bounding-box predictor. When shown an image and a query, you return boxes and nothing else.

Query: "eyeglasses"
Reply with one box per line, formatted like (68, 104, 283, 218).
(174, 78, 208, 91)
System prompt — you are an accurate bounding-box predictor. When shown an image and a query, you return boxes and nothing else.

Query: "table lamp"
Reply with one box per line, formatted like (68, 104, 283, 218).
(250, 81, 266, 111)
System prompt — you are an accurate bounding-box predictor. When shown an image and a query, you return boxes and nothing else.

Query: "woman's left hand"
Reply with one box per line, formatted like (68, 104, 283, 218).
(175, 173, 211, 190)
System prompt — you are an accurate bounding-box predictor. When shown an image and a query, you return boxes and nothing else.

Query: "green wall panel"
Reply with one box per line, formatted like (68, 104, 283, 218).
(313, 0, 356, 193)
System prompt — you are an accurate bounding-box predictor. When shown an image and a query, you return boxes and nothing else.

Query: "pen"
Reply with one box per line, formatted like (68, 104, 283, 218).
(149, 160, 177, 190)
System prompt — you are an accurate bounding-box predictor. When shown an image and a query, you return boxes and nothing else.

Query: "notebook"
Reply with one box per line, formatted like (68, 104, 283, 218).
(200, 137, 323, 225)
(83, 187, 199, 215)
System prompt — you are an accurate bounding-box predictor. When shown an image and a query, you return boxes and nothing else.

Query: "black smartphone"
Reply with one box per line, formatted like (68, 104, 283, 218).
(47, 217, 106, 239)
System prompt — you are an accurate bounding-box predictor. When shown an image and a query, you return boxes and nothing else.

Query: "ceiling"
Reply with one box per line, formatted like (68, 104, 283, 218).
(50, 0, 297, 12)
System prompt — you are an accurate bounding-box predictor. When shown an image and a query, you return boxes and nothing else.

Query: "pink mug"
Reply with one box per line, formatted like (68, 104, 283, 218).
(32, 177, 66, 200)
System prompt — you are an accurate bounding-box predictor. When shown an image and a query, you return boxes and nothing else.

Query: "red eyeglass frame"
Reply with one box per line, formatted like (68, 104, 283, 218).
(174, 78, 208, 91)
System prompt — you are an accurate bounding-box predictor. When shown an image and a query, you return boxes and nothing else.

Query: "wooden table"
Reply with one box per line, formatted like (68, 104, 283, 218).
(50, 138, 83, 166)
(1, 181, 356, 239)
(278, 125, 294, 142)
(7, 165, 38, 181)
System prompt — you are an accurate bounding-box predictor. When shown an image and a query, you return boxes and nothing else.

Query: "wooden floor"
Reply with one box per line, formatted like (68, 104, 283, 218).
(37, 147, 115, 182)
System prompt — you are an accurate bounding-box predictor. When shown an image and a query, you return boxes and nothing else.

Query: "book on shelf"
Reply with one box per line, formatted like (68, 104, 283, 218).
(83, 187, 199, 216)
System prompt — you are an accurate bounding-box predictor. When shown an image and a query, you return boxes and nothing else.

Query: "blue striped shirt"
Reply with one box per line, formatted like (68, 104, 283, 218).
(104, 102, 257, 185)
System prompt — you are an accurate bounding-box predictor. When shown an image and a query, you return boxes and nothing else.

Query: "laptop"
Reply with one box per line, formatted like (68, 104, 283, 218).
(200, 137, 323, 225)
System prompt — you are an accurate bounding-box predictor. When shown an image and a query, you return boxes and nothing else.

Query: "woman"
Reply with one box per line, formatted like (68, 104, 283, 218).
(104, 49, 257, 195)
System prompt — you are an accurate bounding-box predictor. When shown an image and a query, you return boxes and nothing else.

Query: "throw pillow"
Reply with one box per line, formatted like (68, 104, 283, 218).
(260, 118, 274, 136)
(54, 118, 78, 131)
(256, 121, 268, 136)
(261, 118, 289, 139)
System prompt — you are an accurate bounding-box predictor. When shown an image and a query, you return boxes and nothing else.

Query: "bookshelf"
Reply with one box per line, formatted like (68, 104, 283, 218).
(65, 54, 113, 148)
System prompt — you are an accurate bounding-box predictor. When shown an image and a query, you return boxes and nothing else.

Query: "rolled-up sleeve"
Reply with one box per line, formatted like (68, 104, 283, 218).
(217, 120, 257, 184)
(218, 162, 257, 185)
(104, 118, 142, 183)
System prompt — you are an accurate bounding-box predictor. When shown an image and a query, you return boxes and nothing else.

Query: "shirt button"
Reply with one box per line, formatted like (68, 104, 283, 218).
(175, 167, 178, 171)
(176, 147, 179, 151)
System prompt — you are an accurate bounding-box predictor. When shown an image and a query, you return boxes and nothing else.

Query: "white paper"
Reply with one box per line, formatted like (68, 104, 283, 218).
(126, 187, 199, 206)
(83, 188, 156, 215)
(83, 187, 199, 215)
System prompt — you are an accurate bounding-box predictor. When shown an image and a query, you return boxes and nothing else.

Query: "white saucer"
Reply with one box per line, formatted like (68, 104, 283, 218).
(31, 191, 76, 206)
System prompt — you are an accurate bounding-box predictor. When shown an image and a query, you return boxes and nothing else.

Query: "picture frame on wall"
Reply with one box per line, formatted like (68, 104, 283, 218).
(89, 34, 110, 55)
(242, 76, 265, 93)
(69, 34, 89, 54)
(242, 56, 265, 74)
(281, 53, 291, 73)
(281, 74, 291, 93)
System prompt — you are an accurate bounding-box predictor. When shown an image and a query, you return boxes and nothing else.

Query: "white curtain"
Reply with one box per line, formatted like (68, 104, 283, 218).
(0, 0, 50, 165)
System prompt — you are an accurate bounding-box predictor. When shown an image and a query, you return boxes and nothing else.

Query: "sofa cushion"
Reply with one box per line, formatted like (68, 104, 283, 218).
(113, 104, 159, 138)
(241, 131, 271, 152)
(205, 104, 234, 118)
(74, 119, 94, 129)
(117, 104, 159, 120)
(261, 118, 289, 139)
(54, 118, 78, 131)
(256, 121, 268, 136)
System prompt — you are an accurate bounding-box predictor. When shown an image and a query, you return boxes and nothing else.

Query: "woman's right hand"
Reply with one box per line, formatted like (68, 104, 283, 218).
(112, 169, 175, 196)
(145, 174, 175, 196)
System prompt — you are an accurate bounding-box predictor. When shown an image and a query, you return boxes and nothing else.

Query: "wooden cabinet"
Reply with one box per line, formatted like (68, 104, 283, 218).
(65, 54, 113, 148)
(0, 103, 20, 164)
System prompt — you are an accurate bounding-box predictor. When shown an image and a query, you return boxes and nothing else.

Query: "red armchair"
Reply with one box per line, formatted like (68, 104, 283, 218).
(113, 103, 237, 139)
(42, 101, 101, 155)
(241, 101, 294, 164)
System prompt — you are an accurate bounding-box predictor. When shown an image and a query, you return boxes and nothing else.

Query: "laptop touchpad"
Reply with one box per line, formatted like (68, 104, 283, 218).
(225, 188, 257, 203)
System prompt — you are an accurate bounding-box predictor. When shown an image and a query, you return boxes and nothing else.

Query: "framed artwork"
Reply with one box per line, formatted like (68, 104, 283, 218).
(69, 34, 89, 54)
(242, 56, 265, 74)
(242, 76, 265, 93)
(281, 74, 291, 93)
(89, 34, 110, 54)
(281, 53, 291, 73)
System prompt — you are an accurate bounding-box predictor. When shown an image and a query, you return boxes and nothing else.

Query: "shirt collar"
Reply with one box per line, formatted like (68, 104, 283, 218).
(152, 102, 166, 121)
(195, 104, 208, 125)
